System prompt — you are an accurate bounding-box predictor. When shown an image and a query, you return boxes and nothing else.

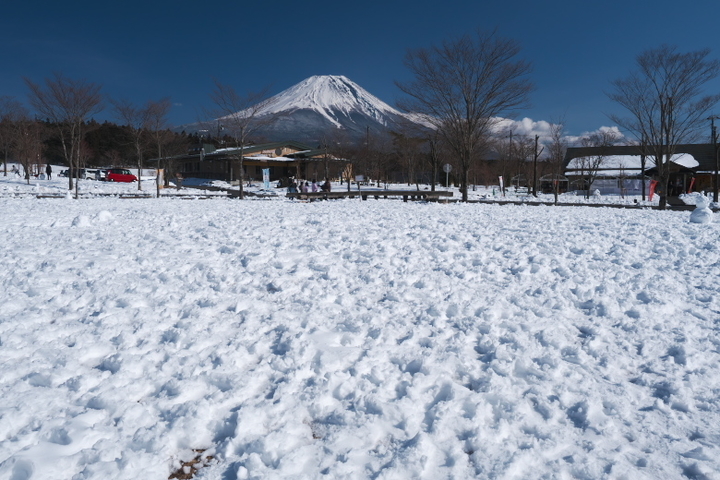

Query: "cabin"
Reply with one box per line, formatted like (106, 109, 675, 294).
(154, 140, 348, 183)
(563, 143, 718, 199)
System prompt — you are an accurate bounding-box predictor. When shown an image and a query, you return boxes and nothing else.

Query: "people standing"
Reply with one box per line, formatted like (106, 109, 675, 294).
(45, 164, 52, 180)
(311, 179, 318, 192)
(287, 178, 298, 194)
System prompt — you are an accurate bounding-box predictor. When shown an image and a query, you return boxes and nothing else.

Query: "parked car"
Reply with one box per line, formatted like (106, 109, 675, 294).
(58, 168, 88, 179)
(106, 168, 137, 182)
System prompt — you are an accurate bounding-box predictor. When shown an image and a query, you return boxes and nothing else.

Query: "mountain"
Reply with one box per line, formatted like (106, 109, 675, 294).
(190, 75, 429, 144)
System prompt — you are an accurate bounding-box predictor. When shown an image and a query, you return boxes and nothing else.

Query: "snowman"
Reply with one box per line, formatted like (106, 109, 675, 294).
(690, 194, 713, 224)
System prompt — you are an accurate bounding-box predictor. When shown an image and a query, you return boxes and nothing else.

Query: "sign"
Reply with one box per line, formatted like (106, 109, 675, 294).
(262, 168, 270, 189)
(355, 175, 365, 182)
(443, 164, 452, 188)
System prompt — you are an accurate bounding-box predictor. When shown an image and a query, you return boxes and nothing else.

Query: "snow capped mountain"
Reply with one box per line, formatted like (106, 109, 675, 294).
(257, 75, 407, 129)
(209, 75, 428, 144)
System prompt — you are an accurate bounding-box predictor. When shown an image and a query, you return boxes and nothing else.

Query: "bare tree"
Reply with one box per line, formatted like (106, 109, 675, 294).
(512, 135, 535, 190)
(397, 30, 533, 201)
(209, 81, 274, 199)
(608, 45, 720, 208)
(546, 119, 568, 204)
(577, 129, 619, 198)
(492, 130, 513, 195)
(426, 132, 442, 191)
(25, 73, 102, 197)
(145, 98, 172, 195)
(14, 118, 45, 184)
(390, 130, 425, 188)
(324, 129, 355, 191)
(0, 96, 25, 176)
(112, 98, 151, 190)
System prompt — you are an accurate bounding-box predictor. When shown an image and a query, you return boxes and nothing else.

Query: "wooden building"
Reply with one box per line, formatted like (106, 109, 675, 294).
(563, 143, 718, 197)
(156, 140, 347, 183)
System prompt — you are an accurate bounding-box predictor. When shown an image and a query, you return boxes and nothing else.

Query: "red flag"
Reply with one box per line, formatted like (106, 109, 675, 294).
(649, 180, 659, 201)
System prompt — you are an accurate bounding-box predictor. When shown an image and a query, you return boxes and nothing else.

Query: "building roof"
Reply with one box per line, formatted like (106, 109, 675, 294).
(564, 144, 716, 172)
(149, 140, 318, 163)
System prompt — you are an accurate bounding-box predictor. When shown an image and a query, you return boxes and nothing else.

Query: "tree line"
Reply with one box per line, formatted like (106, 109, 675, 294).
(3, 31, 719, 208)
(0, 74, 193, 196)
(208, 30, 719, 207)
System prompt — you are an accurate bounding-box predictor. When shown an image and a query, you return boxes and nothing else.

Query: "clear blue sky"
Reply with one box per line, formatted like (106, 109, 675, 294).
(2, 0, 720, 136)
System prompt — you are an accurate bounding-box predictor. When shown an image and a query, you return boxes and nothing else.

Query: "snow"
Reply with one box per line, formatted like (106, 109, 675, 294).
(567, 153, 699, 172)
(690, 194, 714, 224)
(256, 75, 402, 127)
(224, 75, 414, 129)
(1, 172, 720, 479)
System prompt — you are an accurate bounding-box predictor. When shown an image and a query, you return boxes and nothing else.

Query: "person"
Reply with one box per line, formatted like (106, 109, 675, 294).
(11, 165, 18, 176)
(287, 178, 297, 194)
(321, 179, 331, 192)
(45, 164, 52, 180)
(301, 181, 309, 193)
(311, 179, 318, 192)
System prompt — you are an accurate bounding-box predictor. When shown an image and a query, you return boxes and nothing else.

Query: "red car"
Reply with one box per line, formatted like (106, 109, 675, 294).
(106, 168, 137, 182)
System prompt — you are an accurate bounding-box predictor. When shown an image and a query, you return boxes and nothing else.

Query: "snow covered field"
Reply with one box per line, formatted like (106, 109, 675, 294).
(0, 164, 666, 206)
(1, 187, 719, 479)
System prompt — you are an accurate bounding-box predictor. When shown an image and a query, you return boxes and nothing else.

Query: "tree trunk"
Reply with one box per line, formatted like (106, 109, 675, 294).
(461, 164, 469, 202)
(238, 154, 245, 200)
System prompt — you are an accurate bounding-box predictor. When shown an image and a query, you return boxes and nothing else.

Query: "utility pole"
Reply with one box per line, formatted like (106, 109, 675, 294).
(506, 130, 513, 194)
(709, 115, 719, 203)
(323, 137, 329, 183)
(532, 134, 543, 197)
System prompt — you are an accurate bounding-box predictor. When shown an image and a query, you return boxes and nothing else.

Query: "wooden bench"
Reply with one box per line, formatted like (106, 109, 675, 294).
(360, 190, 453, 202)
(286, 191, 363, 201)
(286, 190, 453, 202)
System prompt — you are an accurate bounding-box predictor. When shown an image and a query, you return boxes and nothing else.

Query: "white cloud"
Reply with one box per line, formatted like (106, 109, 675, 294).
(492, 117, 554, 139)
(491, 117, 627, 146)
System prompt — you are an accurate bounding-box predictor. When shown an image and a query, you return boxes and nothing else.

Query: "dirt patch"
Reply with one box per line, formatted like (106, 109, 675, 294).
(169, 449, 215, 479)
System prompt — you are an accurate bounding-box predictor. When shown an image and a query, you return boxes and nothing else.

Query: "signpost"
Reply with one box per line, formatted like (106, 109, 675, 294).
(443, 163, 452, 188)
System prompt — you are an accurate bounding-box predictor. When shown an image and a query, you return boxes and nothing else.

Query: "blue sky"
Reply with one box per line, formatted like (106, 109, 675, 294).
(2, 0, 720, 137)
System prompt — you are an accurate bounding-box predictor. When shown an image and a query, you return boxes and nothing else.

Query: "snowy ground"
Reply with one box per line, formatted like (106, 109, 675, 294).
(1, 174, 719, 479)
(0, 165, 669, 205)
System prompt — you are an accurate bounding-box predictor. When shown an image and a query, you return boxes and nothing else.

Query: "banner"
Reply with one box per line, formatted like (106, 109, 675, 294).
(262, 169, 270, 189)
(649, 180, 658, 201)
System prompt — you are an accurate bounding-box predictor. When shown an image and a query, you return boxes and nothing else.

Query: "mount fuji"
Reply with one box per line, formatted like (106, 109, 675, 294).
(196, 75, 429, 145)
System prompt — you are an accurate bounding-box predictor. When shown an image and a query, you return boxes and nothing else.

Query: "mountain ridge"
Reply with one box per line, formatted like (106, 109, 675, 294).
(183, 75, 428, 144)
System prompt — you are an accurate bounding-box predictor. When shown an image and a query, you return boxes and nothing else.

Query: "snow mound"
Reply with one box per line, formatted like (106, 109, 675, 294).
(689, 194, 713, 224)
(70, 215, 91, 227)
(95, 210, 113, 223)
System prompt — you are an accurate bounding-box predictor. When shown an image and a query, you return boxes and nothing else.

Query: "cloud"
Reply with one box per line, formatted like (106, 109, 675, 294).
(492, 117, 628, 146)
(565, 125, 626, 146)
(492, 117, 554, 138)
